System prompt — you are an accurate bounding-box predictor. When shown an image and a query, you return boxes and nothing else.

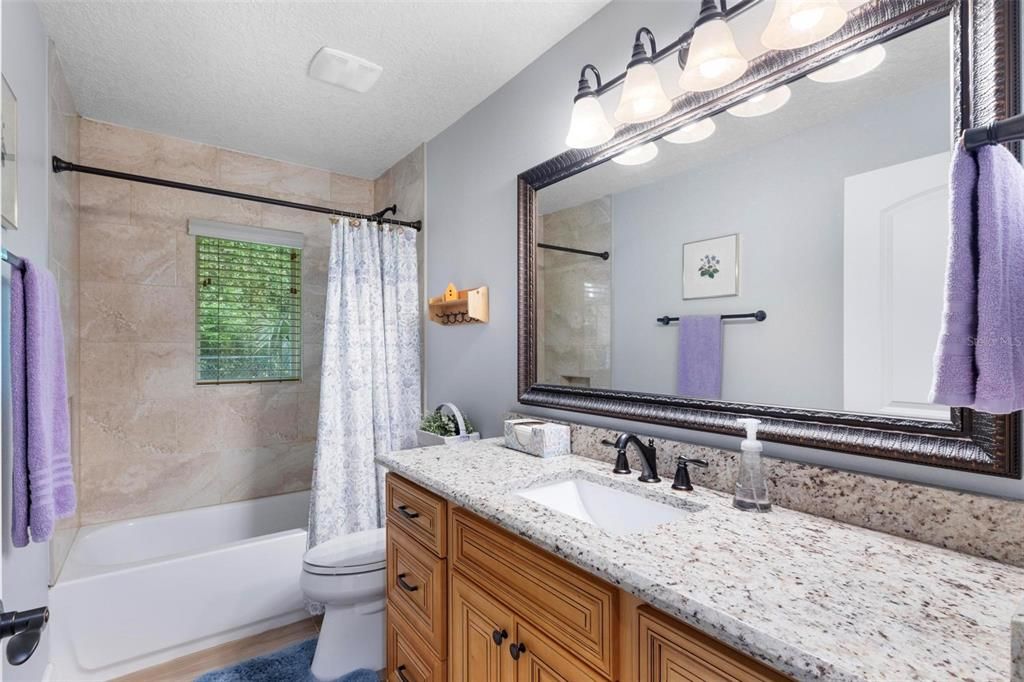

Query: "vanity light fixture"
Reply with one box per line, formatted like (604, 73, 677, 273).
(615, 28, 673, 124)
(726, 85, 791, 117)
(678, 0, 749, 93)
(612, 142, 659, 166)
(565, 65, 616, 149)
(808, 45, 887, 83)
(664, 117, 716, 144)
(760, 0, 848, 50)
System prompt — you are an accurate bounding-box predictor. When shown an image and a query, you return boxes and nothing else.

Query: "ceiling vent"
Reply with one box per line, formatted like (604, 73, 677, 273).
(308, 47, 383, 93)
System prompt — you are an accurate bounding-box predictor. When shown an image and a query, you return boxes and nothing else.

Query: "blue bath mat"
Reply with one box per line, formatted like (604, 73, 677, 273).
(194, 638, 378, 682)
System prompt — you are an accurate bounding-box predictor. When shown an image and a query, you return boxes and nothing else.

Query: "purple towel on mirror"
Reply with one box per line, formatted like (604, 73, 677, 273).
(10, 258, 76, 547)
(973, 144, 1024, 413)
(930, 146, 979, 407)
(676, 315, 722, 399)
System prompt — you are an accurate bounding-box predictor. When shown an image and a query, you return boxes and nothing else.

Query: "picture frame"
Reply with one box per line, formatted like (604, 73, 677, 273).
(682, 234, 738, 299)
(2, 75, 18, 231)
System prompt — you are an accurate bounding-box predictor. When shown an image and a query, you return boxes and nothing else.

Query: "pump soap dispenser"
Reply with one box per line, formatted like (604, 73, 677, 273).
(733, 418, 771, 512)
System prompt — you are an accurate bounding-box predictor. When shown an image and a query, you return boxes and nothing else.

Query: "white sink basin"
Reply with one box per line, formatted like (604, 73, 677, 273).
(515, 478, 688, 536)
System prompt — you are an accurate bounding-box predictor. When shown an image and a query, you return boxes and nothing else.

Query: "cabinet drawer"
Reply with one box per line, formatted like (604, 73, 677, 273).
(387, 524, 447, 659)
(387, 604, 445, 682)
(387, 474, 447, 557)
(449, 507, 617, 678)
(638, 607, 790, 682)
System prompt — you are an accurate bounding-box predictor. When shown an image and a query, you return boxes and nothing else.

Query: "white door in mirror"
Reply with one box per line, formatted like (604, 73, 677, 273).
(843, 152, 950, 420)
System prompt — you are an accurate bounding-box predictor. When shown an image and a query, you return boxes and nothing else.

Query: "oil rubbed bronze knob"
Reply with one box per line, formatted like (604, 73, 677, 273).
(509, 642, 526, 660)
(492, 628, 508, 645)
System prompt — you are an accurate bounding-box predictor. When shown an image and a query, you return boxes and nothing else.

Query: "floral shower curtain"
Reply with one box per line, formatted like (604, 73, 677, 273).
(308, 219, 421, 548)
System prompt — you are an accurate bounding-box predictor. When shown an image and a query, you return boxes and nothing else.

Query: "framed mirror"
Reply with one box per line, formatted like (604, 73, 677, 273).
(517, 0, 1022, 477)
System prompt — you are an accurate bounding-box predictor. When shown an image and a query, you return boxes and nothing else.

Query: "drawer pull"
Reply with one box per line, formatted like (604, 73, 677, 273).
(509, 642, 526, 661)
(397, 573, 419, 592)
(491, 628, 508, 646)
(397, 505, 420, 520)
(396, 664, 411, 682)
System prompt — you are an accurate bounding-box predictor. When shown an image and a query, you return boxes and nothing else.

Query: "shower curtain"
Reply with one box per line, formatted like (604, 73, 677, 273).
(308, 219, 421, 548)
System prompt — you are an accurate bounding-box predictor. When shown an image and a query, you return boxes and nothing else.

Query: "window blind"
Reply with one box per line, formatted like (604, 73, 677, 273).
(196, 236, 302, 384)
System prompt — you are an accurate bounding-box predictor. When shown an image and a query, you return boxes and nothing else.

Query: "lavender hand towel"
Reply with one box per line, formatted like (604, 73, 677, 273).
(930, 146, 979, 406)
(676, 315, 722, 399)
(10, 259, 76, 547)
(973, 144, 1024, 413)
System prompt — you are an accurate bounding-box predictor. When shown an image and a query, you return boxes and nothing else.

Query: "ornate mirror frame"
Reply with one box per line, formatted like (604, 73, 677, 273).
(518, 0, 1022, 477)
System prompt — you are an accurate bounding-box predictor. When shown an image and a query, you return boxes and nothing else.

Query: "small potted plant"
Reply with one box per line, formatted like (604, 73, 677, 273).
(417, 403, 479, 446)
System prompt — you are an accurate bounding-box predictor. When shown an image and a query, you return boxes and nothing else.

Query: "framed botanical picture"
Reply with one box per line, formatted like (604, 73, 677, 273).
(682, 233, 738, 299)
(2, 75, 17, 231)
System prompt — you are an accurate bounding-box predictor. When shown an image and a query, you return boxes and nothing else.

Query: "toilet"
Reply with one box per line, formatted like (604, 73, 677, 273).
(301, 526, 387, 681)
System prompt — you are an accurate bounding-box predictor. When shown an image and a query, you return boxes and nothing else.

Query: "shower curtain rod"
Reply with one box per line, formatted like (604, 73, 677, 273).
(51, 156, 423, 231)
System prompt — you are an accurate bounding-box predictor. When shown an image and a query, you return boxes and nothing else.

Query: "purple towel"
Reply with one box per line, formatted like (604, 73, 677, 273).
(676, 315, 722, 399)
(974, 144, 1024, 413)
(10, 259, 76, 547)
(931, 146, 979, 406)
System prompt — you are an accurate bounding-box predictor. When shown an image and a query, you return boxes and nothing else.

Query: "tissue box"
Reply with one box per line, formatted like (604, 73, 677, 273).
(503, 419, 570, 458)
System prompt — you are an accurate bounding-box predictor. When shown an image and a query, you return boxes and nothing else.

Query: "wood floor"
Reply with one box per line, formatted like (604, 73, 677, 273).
(112, 617, 320, 682)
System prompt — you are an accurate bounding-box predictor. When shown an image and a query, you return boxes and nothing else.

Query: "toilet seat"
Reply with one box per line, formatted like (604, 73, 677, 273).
(302, 526, 386, 576)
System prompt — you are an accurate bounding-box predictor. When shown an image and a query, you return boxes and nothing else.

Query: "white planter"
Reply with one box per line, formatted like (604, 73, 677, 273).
(416, 430, 481, 447)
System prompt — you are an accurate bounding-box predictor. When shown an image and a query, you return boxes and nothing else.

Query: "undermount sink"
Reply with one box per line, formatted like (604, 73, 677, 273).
(515, 478, 689, 536)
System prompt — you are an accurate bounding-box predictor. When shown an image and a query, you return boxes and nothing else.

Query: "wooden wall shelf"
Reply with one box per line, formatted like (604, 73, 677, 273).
(428, 283, 488, 325)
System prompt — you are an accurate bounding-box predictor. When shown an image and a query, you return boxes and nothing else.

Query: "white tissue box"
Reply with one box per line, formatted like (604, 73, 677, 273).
(503, 419, 570, 458)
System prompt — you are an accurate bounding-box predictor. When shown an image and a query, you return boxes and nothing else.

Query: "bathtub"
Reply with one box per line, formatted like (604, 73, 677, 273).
(50, 491, 310, 681)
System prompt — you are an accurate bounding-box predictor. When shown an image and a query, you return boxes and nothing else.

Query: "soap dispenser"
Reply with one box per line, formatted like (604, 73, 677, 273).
(733, 418, 771, 512)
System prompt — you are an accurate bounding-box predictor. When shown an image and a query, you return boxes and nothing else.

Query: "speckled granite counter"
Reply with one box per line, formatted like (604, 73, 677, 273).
(377, 439, 1024, 682)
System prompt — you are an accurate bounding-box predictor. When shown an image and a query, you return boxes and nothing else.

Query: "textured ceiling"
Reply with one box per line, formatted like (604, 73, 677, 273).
(37, 1, 608, 179)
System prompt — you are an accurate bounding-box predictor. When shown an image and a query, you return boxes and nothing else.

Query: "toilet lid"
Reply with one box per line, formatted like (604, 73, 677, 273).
(303, 527, 386, 576)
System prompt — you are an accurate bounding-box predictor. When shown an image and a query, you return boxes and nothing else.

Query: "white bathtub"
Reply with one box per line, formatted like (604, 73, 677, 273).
(50, 491, 310, 681)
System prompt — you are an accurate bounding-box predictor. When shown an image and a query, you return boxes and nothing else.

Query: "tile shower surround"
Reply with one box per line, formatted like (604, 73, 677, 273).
(76, 119, 420, 526)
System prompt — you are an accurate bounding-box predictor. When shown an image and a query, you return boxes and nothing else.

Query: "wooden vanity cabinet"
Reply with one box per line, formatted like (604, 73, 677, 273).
(385, 473, 790, 682)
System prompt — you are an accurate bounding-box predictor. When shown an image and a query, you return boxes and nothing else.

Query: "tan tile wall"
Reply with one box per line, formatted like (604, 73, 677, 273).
(77, 119, 375, 525)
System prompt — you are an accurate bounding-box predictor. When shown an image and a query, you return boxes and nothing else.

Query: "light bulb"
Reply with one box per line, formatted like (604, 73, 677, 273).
(612, 142, 659, 166)
(808, 45, 887, 83)
(679, 13, 748, 92)
(664, 118, 716, 144)
(726, 85, 791, 117)
(761, 0, 848, 50)
(565, 94, 614, 149)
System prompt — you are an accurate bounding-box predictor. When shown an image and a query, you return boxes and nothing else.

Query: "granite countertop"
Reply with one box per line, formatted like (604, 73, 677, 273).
(377, 439, 1024, 682)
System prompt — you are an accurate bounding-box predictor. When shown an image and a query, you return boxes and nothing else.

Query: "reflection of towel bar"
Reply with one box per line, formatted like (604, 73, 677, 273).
(657, 310, 766, 325)
(537, 243, 609, 260)
(1, 247, 25, 271)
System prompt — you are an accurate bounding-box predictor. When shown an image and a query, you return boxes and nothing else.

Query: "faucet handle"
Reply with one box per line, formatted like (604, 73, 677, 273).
(602, 439, 631, 475)
(671, 456, 708, 492)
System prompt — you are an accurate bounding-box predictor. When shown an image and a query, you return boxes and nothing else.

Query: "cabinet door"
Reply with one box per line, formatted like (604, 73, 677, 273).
(512, 620, 606, 682)
(638, 608, 789, 682)
(450, 573, 516, 682)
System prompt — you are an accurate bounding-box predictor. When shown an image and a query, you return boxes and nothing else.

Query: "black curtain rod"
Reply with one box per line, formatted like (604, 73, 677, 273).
(537, 242, 609, 260)
(657, 310, 766, 325)
(1, 247, 25, 271)
(51, 156, 422, 231)
(963, 113, 1024, 151)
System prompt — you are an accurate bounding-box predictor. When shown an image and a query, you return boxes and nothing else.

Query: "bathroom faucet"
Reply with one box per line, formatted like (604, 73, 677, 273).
(603, 433, 660, 483)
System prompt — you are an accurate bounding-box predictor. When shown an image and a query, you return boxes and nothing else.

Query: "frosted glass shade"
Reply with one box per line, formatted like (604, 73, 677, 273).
(612, 142, 659, 166)
(679, 18, 748, 92)
(664, 118, 716, 144)
(615, 62, 672, 123)
(726, 85, 791, 117)
(808, 45, 887, 83)
(565, 95, 615, 149)
(761, 0, 848, 50)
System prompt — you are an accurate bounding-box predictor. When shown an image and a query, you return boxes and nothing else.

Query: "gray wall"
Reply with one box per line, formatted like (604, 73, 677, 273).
(610, 82, 949, 409)
(1, 0, 55, 678)
(425, 0, 1024, 500)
